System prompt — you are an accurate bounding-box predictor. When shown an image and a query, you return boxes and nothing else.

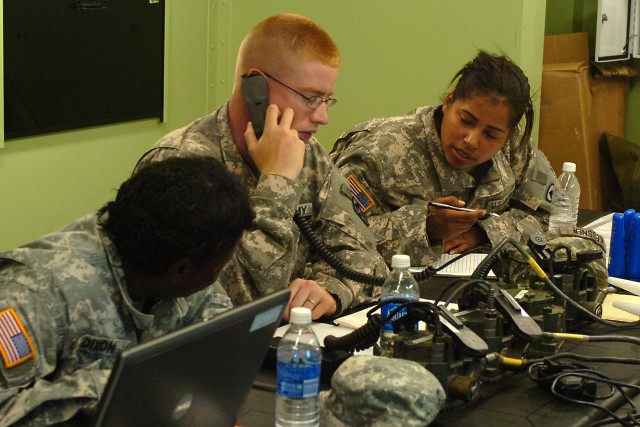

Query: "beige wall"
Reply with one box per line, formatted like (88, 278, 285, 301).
(0, 0, 546, 250)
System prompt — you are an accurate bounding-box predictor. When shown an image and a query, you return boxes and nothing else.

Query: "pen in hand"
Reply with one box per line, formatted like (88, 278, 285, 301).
(428, 201, 499, 219)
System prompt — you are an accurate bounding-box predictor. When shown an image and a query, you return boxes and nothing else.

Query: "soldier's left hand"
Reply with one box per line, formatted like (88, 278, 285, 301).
(443, 225, 489, 254)
(283, 278, 337, 321)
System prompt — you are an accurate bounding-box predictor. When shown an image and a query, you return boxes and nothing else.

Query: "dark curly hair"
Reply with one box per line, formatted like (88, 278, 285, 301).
(98, 156, 254, 274)
(448, 50, 535, 145)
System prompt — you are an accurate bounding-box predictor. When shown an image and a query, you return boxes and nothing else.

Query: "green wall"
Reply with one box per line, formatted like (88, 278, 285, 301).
(0, 1, 215, 251)
(0, 0, 546, 251)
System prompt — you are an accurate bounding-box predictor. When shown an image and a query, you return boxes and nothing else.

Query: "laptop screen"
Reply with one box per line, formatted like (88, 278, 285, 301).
(93, 289, 289, 427)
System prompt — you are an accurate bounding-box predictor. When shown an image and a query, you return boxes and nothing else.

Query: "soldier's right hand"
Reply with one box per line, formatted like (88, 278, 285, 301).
(245, 104, 305, 180)
(426, 196, 485, 242)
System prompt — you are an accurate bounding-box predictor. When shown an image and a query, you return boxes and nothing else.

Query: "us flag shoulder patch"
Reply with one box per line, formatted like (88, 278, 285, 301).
(0, 308, 35, 368)
(347, 175, 375, 213)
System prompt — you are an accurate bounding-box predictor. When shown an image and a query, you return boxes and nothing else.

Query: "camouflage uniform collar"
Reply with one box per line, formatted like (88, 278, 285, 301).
(97, 216, 156, 330)
(97, 216, 194, 336)
(217, 103, 261, 183)
(472, 159, 501, 184)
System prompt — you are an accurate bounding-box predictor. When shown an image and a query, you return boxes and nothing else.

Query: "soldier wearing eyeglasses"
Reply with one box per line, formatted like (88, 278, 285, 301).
(135, 13, 388, 321)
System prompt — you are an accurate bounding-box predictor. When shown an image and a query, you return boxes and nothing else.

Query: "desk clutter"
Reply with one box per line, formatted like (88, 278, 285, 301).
(270, 217, 640, 426)
(249, 214, 640, 426)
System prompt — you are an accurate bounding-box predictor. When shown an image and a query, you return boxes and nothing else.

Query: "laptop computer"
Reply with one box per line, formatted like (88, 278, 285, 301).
(93, 288, 290, 427)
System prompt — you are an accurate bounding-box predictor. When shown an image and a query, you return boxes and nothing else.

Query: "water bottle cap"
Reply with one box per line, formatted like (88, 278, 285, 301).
(289, 307, 312, 325)
(391, 254, 411, 269)
(562, 162, 576, 173)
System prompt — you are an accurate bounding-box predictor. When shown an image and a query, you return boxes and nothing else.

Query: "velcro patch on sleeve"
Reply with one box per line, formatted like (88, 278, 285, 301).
(0, 308, 35, 368)
(347, 175, 375, 213)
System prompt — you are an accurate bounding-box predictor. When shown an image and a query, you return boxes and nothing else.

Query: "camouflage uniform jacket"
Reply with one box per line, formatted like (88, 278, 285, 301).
(0, 214, 232, 426)
(331, 105, 557, 266)
(134, 104, 388, 314)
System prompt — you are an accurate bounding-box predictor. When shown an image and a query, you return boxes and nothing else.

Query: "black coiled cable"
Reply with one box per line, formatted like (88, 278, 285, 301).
(324, 313, 385, 352)
(294, 212, 386, 286)
(470, 250, 502, 280)
(295, 212, 478, 286)
(323, 300, 442, 352)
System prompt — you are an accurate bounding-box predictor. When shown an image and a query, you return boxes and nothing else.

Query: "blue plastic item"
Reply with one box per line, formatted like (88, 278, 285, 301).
(609, 212, 626, 279)
(623, 209, 636, 265)
(627, 213, 640, 281)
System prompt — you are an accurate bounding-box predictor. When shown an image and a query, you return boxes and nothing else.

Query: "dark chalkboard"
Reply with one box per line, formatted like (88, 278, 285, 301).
(4, 0, 165, 139)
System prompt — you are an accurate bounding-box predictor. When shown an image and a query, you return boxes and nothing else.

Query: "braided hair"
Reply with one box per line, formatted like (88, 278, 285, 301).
(98, 156, 254, 274)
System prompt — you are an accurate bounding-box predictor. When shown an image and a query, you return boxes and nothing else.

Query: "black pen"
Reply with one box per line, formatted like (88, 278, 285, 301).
(428, 201, 499, 219)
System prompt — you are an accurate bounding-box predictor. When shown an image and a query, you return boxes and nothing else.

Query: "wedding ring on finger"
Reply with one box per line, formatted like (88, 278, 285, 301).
(304, 298, 317, 309)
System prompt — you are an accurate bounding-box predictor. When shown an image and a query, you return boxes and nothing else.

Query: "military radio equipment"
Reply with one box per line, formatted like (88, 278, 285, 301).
(324, 235, 614, 402)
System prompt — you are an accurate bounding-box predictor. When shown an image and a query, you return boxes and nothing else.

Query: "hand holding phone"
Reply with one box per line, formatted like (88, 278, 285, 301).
(241, 72, 305, 180)
(241, 73, 269, 138)
(428, 202, 499, 219)
(426, 196, 487, 243)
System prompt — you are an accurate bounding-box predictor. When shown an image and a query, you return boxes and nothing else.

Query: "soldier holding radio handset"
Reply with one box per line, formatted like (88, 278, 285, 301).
(135, 13, 388, 320)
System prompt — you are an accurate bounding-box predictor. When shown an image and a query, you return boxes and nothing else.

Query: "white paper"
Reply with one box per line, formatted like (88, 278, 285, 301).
(602, 293, 640, 322)
(429, 253, 496, 278)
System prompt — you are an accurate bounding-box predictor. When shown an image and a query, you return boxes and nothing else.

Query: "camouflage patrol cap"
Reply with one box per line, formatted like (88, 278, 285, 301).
(504, 226, 609, 290)
(319, 355, 446, 426)
(546, 226, 608, 288)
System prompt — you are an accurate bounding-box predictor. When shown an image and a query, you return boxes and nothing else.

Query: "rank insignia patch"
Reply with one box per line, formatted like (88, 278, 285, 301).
(347, 175, 375, 213)
(0, 308, 35, 368)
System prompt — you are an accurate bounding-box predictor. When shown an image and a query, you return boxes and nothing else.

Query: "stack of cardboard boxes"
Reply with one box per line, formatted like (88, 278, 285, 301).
(539, 32, 638, 211)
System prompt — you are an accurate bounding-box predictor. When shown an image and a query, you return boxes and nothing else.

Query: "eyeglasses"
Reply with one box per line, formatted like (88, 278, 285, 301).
(263, 72, 337, 110)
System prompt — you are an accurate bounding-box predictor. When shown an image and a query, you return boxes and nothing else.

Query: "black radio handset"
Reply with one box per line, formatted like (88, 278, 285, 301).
(241, 72, 269, 139)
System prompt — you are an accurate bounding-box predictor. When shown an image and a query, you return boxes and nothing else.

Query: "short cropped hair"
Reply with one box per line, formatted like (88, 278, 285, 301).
(98, 157, 254, 274)
(236, 13, 340, 78)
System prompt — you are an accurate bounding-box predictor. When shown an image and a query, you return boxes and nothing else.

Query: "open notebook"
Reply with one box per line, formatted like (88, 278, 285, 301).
(429, 253, 496, 278)
(421, 213, 616, 279)
(93, 289, 290, 427)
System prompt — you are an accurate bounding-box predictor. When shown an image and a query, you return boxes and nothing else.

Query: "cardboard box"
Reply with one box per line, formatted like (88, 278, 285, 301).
(539, 32, 598, 209)
(590, 62, 635, 135)
(538, 32, 636, 211)
(542, 32, 589, 64)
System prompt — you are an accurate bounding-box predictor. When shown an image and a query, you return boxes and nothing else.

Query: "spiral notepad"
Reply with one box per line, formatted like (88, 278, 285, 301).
(431, 253, 496, 278)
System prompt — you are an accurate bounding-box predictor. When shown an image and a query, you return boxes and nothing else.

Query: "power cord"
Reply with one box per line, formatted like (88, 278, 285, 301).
(294, 212, 488, 286)
(529, 361, 640, 426)
(506, 349, 640, 427)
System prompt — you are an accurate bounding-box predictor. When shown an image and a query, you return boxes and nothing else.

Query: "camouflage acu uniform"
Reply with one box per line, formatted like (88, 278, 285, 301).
(0, 214, 232, 426)
(319, 355, 446, 426)
(331, 105, 608, 287)
(135, 104, 388, 314)
(331, 105, 556, 266)
(504, 225, 610, 289)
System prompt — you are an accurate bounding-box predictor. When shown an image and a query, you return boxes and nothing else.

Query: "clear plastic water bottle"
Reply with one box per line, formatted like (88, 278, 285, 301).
(275, 307, 321, 427)
(549, 162, 581, 229)
(379, 254, 420, 357)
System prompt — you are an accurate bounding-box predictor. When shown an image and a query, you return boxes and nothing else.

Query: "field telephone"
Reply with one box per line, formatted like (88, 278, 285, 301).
(241, 72, 269, 139)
